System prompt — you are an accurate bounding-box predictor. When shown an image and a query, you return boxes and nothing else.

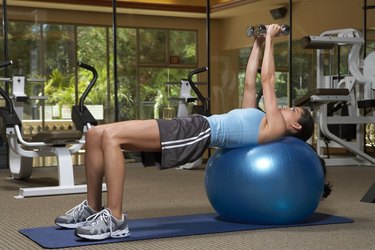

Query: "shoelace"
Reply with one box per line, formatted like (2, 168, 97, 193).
(85, 209, 113, 235)
(65, 200, 88, 221)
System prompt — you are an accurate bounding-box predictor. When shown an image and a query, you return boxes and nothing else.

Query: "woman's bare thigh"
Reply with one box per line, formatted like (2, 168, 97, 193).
(96, 119, 161, 152)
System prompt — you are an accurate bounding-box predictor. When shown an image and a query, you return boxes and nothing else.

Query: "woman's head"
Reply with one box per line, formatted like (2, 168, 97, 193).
(281, 106, 314, 142)
(294, 107, 314, 141)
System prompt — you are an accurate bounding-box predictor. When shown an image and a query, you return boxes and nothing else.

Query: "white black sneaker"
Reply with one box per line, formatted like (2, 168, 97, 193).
(54, 200, 98, 229)
(75, 208, 130, 240)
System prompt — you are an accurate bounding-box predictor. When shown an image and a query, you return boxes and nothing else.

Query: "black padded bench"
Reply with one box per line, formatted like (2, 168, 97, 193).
(295, 88, 350, 107)
(30, 130, 83, 145)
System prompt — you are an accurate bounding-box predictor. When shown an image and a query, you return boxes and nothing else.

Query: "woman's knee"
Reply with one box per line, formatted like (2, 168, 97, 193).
(86, 127, 103, 145)
(101, 128, 122, 150)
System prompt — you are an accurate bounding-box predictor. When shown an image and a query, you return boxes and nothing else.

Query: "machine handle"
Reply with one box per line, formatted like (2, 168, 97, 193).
(0, 60, 15, 114)
(0, 60, 13, 69)
(187, 67, 209, 115)
(77, 62, 98, 113)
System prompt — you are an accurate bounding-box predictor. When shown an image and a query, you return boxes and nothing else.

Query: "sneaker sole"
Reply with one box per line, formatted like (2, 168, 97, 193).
(75, 228, 130, 240)
(112, 227, 130, 238)
(55, 221, 87, 229)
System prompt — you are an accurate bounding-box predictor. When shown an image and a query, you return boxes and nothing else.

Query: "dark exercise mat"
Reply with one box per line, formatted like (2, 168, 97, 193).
(19, 212, 353, 249)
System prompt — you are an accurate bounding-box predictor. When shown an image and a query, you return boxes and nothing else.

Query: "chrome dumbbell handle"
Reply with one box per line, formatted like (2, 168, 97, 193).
(280, 24, 290, 36)
(246, 26, 255, 37)
(246, 24, 290, 37)
(255, 24, 267, 36)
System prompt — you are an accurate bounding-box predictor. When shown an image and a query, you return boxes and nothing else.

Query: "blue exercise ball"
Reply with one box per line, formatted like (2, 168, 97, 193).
(205, 137, 324, 225)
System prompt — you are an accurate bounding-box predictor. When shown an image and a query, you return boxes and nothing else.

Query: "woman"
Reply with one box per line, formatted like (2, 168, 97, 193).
(55, 24, 315, 240)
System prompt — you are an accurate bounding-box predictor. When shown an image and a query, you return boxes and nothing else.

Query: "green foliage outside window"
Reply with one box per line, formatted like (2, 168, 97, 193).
(2, 21, 198, 122)
(169, 30, 197, 65)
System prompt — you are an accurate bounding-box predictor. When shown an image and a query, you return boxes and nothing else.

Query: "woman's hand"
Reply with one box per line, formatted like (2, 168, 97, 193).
(266, 24, 282, 38)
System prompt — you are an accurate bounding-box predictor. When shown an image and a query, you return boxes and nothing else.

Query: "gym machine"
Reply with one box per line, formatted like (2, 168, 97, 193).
(297, 28, 375, 167)
(0, 74, 47, 180)
(295, 28, 375, 203)
(0, 61, 106, 198)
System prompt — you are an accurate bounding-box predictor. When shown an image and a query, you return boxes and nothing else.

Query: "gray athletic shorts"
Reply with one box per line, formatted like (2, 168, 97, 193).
(154, 115, 211, 169)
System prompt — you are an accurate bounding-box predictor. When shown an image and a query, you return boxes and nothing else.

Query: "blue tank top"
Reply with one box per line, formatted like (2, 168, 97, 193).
(205, 108, 265, 148)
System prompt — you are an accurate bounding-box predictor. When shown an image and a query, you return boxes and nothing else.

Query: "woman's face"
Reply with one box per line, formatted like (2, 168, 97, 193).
(279, 106, 303, 132)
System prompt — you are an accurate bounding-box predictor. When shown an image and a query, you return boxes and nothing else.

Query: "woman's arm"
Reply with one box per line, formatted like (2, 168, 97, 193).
(241, 37, 264, 108)
(258, 24, 286, 143)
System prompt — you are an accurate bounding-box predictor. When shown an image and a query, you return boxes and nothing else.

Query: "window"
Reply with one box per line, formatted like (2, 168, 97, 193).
(116, 28, 137, 121)
(1, 10, 199, 127)
(138, 29, 198, 119)
(169, 30, 197, 65)
(139, 29, 167, 65)
(43, 24, 76, 120)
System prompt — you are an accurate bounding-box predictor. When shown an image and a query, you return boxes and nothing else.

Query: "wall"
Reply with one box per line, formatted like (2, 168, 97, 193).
(218, 0, 371, 51)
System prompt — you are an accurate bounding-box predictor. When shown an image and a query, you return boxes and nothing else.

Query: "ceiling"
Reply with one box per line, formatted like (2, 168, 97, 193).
(5, 0, 295, 19)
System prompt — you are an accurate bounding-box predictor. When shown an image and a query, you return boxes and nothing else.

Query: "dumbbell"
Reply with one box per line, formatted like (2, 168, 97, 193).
(246, 24, 290, 37)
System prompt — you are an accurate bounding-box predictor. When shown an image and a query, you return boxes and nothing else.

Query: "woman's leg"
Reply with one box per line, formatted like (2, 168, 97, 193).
(84, 125, 108, 212)
(85, 119, 161, 220)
